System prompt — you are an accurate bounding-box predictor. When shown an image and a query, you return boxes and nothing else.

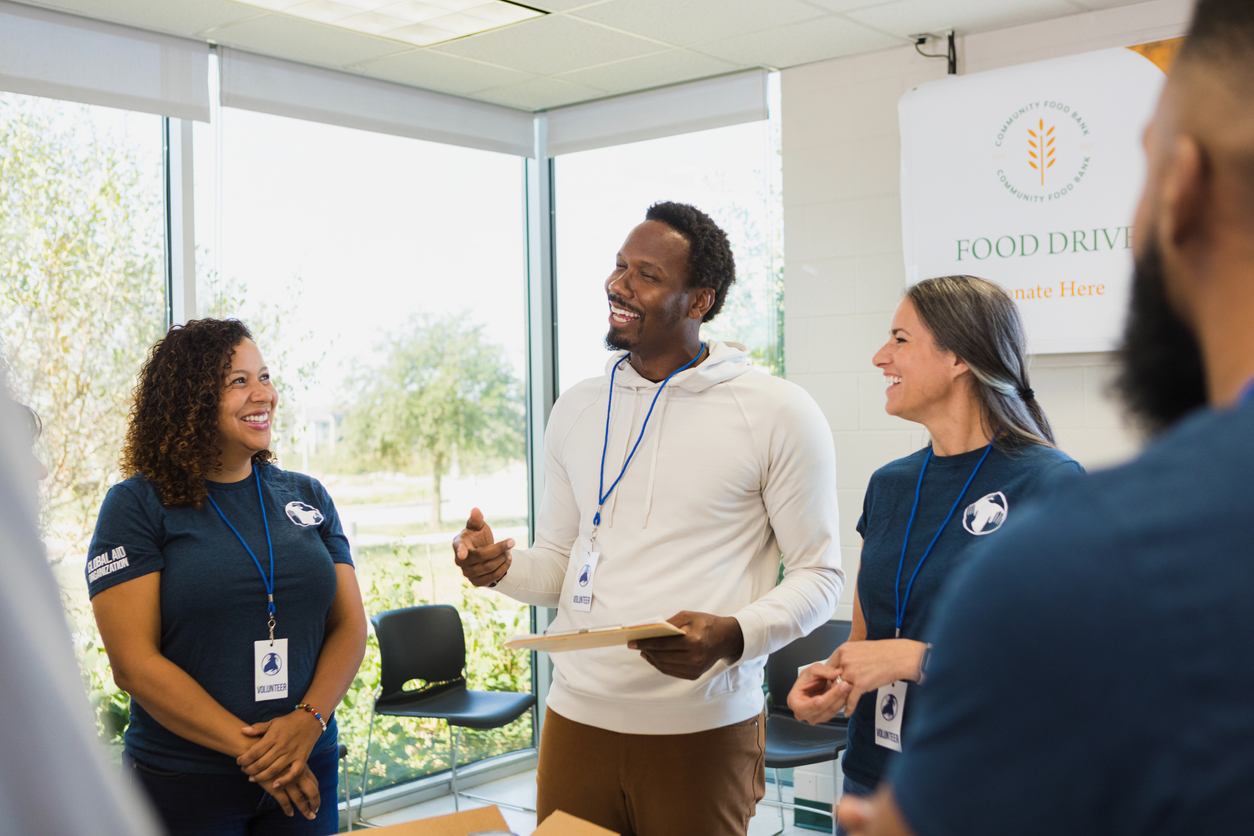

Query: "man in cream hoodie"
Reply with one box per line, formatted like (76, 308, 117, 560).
(455, 201, 842, 835)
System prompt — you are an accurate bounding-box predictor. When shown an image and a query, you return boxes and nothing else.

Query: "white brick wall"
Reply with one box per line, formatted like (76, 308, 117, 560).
(781, 0, 1192, 620)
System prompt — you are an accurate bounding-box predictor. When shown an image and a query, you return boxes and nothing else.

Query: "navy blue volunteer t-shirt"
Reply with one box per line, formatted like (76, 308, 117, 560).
(845, 442, 1081, 787)
(86, 464, 351, 773)
(890, 399, 1254, 835)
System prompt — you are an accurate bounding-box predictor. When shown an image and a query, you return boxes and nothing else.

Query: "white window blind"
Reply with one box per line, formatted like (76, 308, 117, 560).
(218, 48, 534, 158)
(544, 70, 768, 158)
(0, 0, 209, 121)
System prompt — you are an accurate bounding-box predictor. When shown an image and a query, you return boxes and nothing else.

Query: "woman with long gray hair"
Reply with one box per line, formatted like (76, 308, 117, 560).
(786, 275, 1083, 818)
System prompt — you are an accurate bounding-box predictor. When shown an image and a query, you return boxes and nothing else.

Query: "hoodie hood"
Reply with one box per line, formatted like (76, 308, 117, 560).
(598, 339, 754, 530)
(602, 339, 753, 392)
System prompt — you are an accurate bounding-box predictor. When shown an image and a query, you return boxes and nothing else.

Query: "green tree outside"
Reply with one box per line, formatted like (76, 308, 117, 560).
(701, 175, 786, 377)
(341, 314, 524, 530)
(0, 96, 165, 553)
(0, 93, 165, 753)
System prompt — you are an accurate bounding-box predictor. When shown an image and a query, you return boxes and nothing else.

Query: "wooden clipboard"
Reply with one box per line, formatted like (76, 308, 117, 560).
(505, 620, 684, 653)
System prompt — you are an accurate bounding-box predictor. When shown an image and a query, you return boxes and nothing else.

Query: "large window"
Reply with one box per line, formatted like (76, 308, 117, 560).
(3, 46, 779, 812)
(194, 100, 533, 800)
(554, 85, 783, 391)
(0, 91, 166, 745)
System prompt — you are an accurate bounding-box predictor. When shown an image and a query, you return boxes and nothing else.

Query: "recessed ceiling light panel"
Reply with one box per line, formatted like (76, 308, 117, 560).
(230, 0, 545, 46)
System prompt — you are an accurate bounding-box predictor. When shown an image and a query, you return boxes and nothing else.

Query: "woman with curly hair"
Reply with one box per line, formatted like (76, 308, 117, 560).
(86, 318, 366, 835)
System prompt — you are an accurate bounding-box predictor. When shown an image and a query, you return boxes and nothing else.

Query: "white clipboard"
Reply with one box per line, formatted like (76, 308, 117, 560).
(504, 619, 684, 653)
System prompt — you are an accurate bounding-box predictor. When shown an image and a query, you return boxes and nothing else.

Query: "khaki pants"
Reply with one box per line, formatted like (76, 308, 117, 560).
(536, 708, 766, 836)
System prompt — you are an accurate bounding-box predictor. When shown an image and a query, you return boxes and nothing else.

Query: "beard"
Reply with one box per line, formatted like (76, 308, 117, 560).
(1112, 233, 1208, 436)
(605, 331, 632, 352)
(603, 294, 686, 353)
(605, 293, 640, 352)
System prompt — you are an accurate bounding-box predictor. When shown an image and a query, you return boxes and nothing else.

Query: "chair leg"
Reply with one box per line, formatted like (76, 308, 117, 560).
(450, 725, 461, 813)
(355, 706, 378, 827)
(775, 767, 786, 833)
(447, 723, 536, 813)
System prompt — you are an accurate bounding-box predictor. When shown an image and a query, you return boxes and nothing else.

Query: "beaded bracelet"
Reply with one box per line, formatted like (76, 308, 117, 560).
(295, 703, 327, 733)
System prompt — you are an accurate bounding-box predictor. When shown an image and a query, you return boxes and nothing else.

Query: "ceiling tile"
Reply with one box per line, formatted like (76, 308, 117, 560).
(18, 0, 264, 39)
(286, 0, 370, 25)
(695, 15, 902, 68)
(474, 75, 608, 109)
(208, 11, 411, 65)
(843, 0, 1083, 39)
(570, 0, 826, 47)
(429, 14, 664, 75)
(526, 0, 613, 10)
(556, 48, 738, 94)
(351, 48, 533, 93)
(801, 0, 897, 12)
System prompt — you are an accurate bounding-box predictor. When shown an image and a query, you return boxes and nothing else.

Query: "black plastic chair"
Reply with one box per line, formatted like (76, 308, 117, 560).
(355, 605, 536, 825)
(763, 620, 853, 834)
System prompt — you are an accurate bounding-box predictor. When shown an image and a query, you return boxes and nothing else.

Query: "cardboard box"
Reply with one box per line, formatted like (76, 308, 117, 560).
(534, 809, 618, 835)
(362, 805, 618, 836)
(363, 805, 509, 835)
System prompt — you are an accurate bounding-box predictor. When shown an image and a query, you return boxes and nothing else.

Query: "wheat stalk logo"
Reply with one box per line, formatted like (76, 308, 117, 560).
(1028, 119, 1056, 186)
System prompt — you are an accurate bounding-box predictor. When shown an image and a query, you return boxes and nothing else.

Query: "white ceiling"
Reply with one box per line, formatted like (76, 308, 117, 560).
(14, 0, 1152, 111)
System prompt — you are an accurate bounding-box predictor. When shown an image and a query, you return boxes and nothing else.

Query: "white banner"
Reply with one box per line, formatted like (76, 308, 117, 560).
(899, 47, 1169, 353)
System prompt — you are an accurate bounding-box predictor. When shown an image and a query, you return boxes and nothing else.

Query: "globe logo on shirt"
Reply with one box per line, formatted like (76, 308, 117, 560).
(262, 652, 282, 676)
(578, 565, 591, 587)
(962, 491, 1009, 535)
(285, 501, 324, 527)
(880, 692, 899, 721)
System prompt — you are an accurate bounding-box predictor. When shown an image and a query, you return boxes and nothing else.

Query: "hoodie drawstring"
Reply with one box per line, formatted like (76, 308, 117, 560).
(641, 387, 671, 529)
(592, 343, 718, 539)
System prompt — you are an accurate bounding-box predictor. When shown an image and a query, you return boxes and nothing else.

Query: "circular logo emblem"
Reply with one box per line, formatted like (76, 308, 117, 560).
(880, 692, 899, 721)
(262, 652, 282, 676)
(285, 501, 324, 527)
(963, 491, 1009, 535)
(578, 565, 591, 587)
(993, 99, 1093, 204)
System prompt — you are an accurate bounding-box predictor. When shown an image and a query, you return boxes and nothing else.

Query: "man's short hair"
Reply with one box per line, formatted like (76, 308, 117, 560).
(644, 201, 736, 323)
(1180, 0, 1254, 71)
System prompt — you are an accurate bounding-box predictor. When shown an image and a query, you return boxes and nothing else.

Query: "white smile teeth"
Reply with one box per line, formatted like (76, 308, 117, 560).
(610, 304, 640, 320)
(885, 375, 902, 385)
(243, 414, 268, 424)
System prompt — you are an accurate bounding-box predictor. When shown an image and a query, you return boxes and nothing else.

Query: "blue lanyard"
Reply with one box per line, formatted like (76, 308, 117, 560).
(207, 468, 277, 641)
(591, 344, 705, 543)
(894, 442, 994, 637)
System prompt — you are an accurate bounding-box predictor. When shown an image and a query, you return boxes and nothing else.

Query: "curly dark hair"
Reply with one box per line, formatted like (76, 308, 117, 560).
(644, 201, 736, 322)
(121, 318, 274, 508)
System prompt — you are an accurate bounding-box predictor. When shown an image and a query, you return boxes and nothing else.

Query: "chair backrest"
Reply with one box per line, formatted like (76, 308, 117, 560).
(371, 605, 466, 700)
(766, 619, 852, 712)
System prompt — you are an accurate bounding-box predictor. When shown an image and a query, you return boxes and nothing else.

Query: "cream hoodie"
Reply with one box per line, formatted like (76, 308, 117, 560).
(494, 340, 843, 734)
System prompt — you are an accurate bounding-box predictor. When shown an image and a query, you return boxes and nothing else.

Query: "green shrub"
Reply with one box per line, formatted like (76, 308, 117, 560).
(340, 547, 533, 803)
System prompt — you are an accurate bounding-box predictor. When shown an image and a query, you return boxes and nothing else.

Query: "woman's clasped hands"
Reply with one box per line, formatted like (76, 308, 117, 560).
(787, 639, 929, 725)
(237, 710, 326, 819)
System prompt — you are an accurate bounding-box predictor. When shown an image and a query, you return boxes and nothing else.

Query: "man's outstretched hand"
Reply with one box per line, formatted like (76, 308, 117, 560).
(630, 611, 744, 680)
(453, 507, 514, 587)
